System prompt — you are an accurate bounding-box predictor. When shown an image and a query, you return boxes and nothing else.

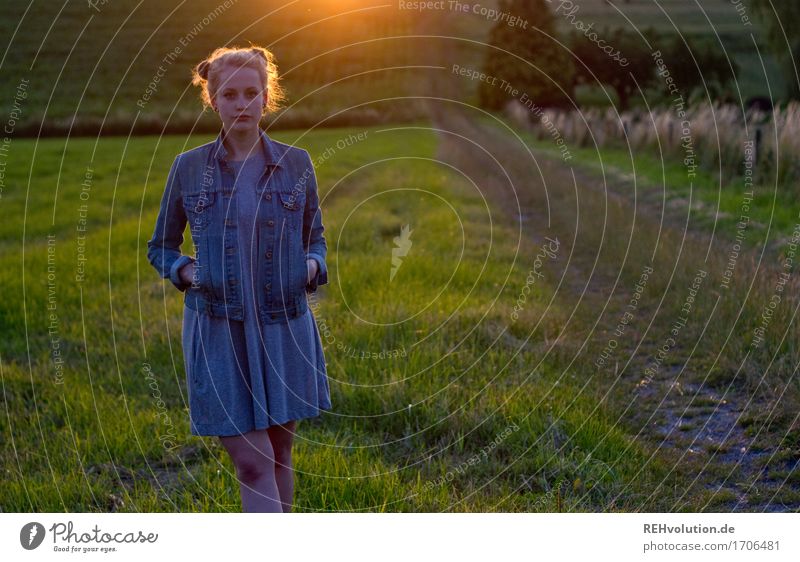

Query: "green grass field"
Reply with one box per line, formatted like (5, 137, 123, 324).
(1, 124, 687, 512)
(3, 0, 799, 514)
(505, 119, 800, 243)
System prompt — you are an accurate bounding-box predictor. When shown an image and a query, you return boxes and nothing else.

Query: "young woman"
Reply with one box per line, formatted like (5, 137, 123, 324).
(146, 45, 332, 513)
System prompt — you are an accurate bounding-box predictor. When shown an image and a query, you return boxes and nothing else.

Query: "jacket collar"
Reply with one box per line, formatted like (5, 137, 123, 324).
(210, 126, 283, 168)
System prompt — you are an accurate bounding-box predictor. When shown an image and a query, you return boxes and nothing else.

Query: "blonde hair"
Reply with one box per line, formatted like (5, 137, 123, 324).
(191, 45, 286, 115)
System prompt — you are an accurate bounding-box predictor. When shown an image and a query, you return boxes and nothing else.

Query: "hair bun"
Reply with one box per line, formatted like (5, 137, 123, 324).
(249, 47, 267, 60)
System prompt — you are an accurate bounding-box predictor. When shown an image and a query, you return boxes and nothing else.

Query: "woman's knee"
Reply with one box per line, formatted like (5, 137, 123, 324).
(234, 456, 272, 484)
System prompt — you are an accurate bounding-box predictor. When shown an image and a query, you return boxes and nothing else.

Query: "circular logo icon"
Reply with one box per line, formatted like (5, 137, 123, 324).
(20, 522, 45, 550)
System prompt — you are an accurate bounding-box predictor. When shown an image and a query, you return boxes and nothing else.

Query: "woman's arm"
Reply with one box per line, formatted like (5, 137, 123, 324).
(301, 151, 328, 292)
(146, 155, 195, 292)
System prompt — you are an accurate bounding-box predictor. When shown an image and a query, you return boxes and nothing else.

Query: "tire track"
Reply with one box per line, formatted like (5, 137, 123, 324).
(416, 60, 799, 511)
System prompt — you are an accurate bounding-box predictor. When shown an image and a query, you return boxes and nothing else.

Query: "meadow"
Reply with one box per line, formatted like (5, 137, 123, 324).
(3, 0, 799, 515)
(1, 124, 688, 512)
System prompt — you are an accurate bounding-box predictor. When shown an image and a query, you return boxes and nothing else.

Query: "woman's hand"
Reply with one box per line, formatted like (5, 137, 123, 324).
(179, 261, 196, 286)
(306, 258, 318, 284)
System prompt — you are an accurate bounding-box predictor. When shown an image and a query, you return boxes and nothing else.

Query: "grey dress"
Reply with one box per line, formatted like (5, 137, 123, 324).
(182, 149, 332, 436)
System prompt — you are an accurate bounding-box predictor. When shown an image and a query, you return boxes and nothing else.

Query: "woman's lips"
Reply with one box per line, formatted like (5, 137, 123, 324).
(235, 115, 251, 121)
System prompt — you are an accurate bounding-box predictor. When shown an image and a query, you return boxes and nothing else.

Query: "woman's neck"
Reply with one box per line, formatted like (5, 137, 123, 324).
(222, 127, 260, 162)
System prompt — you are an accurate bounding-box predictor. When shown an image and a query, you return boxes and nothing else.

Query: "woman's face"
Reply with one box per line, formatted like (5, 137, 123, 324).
(211, 64, 268, 133)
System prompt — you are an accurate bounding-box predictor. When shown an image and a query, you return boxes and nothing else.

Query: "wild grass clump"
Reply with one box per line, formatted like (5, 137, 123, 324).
(511, 101, 800, 195)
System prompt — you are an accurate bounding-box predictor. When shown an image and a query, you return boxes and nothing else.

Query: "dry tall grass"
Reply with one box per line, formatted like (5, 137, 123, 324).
(509, 101, 800, 192)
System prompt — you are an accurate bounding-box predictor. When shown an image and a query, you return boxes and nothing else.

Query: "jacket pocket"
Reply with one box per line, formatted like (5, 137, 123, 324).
(277, 190, 305, 239)
(278, 190, 304, 211)
(183, 191, 217, 232)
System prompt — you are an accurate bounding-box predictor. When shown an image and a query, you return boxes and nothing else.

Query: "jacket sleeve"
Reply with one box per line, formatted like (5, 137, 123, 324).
(301, 150, 328, 292)
(146, 154, 195, 292)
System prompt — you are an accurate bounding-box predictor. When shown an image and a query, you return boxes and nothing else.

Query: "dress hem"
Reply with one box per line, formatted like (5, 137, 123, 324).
(189, 403, 333, 437)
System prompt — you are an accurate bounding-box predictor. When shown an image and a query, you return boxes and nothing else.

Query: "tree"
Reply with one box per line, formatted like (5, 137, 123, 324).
(750, 0, 800, 99)
(658, 35, 740, 104)
(478, 0, 574, 111)
(570, 28, 739, 110)
(569, 27, 657, 111)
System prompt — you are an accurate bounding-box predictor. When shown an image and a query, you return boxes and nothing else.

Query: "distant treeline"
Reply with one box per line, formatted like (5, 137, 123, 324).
(480, 0, 791, 112)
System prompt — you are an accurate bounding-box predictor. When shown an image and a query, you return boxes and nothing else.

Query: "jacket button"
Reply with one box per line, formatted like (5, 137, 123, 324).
(267, 220, 274, 226)
(271, 313, 278, 319)
(226, 247, 235, 255)
(265, 251, 272, 259)
(266, 194, 272, 201)
(264, 283, 271, 290)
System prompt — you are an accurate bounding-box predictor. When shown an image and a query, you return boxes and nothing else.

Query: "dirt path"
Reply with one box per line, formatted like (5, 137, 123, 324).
(414, 40, 800, 510)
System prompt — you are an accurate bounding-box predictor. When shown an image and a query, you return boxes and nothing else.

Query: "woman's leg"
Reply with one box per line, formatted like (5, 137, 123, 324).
(218, 429, 283, 512)
(267, 420, 297, 513)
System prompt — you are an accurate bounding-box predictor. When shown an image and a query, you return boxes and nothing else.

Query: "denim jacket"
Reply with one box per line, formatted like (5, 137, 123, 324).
(146, 127, 328, 324)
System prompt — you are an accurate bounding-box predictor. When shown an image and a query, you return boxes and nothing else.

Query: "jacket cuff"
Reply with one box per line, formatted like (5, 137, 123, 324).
(305, 252, 327, 292)
(169, 254, 195, 292)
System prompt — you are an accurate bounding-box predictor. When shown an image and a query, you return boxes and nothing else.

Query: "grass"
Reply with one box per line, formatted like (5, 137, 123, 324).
(479, 108, 800, 397)
(516, 124, 800, 244)
(422, 102, 800, 509)
(0, 123, 682, 512)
